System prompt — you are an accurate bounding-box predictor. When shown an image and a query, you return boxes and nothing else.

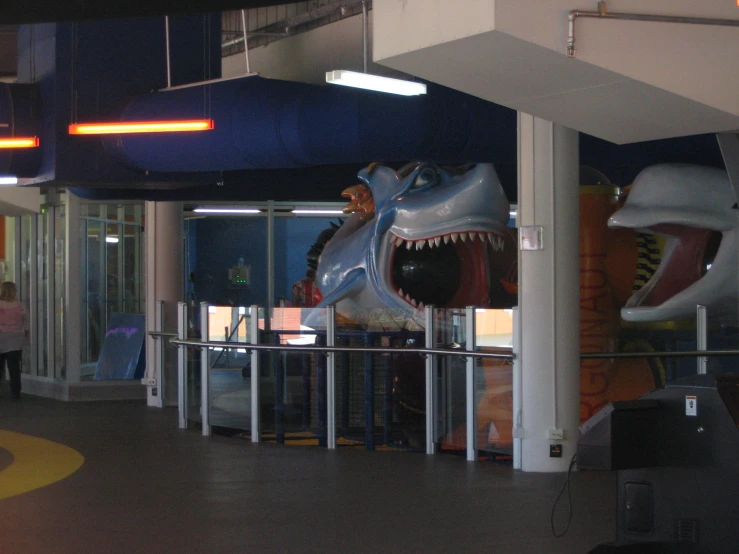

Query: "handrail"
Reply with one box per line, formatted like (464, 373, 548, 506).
(581, 349, 739, 359)
(169, 338, 516, 360)
(170, 338, 739, 361)
(148, 331, 179, 339)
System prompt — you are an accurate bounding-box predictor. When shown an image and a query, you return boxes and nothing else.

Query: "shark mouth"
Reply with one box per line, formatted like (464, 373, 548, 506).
(627, 223, 722, 308)
(389, 230, 506, 309)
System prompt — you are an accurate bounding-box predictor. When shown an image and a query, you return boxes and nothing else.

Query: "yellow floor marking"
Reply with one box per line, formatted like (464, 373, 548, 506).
(0, 430, 85, 500)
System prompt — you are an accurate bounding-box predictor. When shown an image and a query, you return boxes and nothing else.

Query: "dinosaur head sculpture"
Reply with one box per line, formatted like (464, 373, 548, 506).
(608, 163, 738, 323)
(314, 162, 516, 325)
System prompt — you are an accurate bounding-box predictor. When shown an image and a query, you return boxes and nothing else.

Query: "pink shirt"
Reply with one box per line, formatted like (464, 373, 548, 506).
(0, 300, 29, 353)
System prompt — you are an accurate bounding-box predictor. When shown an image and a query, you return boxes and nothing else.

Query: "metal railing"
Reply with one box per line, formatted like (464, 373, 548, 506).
(152, 301, 736, 464)
(168, 302, 513, 460)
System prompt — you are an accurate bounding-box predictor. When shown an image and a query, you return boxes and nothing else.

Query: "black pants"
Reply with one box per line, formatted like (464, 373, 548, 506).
(0, 350, 22, 398)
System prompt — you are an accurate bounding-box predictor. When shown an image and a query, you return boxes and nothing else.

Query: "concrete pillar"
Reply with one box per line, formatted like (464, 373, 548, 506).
(145, 201, 183, 407)
(516, 113, 580, 472)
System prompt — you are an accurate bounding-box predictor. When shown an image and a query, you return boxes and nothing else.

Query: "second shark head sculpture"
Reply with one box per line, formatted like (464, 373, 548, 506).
(609, 163, 739, 323)
(313, 162, 517, 326)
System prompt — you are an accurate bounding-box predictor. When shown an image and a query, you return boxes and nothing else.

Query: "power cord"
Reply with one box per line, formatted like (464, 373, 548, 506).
(551, 452, 578, 538)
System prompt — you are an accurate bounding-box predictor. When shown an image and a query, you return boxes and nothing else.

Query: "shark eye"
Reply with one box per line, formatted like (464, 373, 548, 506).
(701, 231, 722, 276)
(412, 166, 439, 189)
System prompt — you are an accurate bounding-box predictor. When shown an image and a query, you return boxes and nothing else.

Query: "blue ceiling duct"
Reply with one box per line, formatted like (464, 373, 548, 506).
(103, 75, 516, 174)
(0, 83, 42, 177)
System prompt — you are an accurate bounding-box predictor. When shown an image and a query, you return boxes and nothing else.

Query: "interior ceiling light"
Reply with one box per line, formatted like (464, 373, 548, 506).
(291, 209, 346, 215)
(0, 137, 40, 148)
(105, 236, 119, 243)
(0, 176, 19, 186)
(193, 207, 261, 214)
(325, 70, 427, 96)
(68, 119, 215, 135)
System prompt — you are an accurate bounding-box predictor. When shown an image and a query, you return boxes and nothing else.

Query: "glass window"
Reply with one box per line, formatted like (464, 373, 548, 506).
(79, 203, 145, 379)
(54, 206, 66, 379)
(36, 210, 48, 377)
(19, 215, 33, 375)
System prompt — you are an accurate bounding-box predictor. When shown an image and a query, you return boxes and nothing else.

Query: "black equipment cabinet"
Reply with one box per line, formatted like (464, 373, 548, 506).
(580, 373, 739, 553)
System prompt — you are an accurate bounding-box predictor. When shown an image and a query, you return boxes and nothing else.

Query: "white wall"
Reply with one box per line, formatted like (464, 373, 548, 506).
(0, 186, 42, 216)
(373, 0, 739, 143)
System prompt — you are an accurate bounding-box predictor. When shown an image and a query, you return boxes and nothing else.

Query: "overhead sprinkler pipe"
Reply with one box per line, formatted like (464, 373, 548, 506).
(567, 1, 739, 57)
(362, 0, 368, 73)
(240, 9, 251, 74)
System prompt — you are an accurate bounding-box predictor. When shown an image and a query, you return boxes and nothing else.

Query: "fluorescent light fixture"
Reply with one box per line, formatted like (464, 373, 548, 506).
(69, 119, 214, 135)
(0, 136, 39, 148)
(291, 209, 345, 215)
(105, 236, 119, 244)
(326, 70, 427, 96)
(0, 176, 18, 186)
(193, 207, 261, 214)
(509, 210, 517, 217)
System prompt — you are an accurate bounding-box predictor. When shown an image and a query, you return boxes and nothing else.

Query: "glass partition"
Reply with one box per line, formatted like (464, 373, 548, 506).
(19, 214, 33, 376)
(36, 210, 49, 376)
(186, 302, 204, 424)
(53, 206, 66, 379)
(262, 307, 327, 445)
(79, 204, 145, 379)
(474, 308, 514, 460)
(202, 306, 256, 431)
(435, 309, 468, 454)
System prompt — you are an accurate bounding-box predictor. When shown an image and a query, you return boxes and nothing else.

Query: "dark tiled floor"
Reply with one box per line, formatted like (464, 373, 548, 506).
(0, 395, 617, 553)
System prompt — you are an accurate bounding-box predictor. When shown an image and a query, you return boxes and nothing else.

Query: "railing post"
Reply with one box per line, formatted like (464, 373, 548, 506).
(465, 306, 477, 462)
(512, 307, 522, 469)
(697, 304, 708, 375)
(250, 305, 260, 443)
(177, 301, 187, 429)
(364, 331, 375, 450)
(154, 300, 165, 407)
(327, 306, 336, 449)
(201, 302, 211, 436)
(424, 305, 436, 455)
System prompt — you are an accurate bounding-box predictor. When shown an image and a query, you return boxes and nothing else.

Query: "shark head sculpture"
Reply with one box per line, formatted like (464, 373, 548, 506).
(608, 163, 739, 323)
(314, 162, 516, 326)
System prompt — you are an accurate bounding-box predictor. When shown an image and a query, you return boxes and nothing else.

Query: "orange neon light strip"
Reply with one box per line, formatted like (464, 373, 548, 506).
(0, 136, 40, 148)
(68, 119, 215, 135)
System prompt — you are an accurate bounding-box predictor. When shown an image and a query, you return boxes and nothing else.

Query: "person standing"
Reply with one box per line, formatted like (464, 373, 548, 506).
(0, 282, 29, 399)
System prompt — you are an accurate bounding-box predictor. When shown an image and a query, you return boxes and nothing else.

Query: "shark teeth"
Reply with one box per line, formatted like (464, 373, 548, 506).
(390, 230, 507, 309)
(390, 231, 505, 253)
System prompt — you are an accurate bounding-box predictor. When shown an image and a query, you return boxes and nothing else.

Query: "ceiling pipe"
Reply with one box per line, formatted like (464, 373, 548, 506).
(164, 16, 172, 88)
(362, 0, 368, 73)
(567, 1, 739, 57)
(240, 9, 250, 74)
(221, 0, 369, 51)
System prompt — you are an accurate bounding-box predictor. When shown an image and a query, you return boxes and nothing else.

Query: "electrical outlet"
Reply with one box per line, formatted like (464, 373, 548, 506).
(550, 444, 562, 458)
(546, 428, 565, 440)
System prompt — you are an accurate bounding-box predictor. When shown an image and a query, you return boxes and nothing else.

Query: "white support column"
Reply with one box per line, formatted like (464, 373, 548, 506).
(145, 201, 183, 407)
(517, 113, 580, 472)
